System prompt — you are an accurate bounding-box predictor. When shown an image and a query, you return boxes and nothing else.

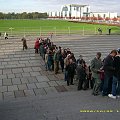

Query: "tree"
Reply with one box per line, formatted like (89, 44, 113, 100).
(0, 12, 48, 19)
(0, 12, 4, 19)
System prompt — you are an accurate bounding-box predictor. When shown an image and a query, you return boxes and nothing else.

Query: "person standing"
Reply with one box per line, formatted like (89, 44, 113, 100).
(108, 28, 111, 35)
(77, 61, 87, 90)
(66, 59, 76, 86)
(53, 50, 60, 74)
(21, 37, 28, 50)
(102, 50, 117, 96)
(4, 32, 8, 39)
(90, 52, 103, 96)
(34, 38, 40, 54)
(108, 49, 120, 99)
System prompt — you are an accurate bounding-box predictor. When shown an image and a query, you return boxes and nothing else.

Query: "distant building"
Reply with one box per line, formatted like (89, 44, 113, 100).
(61, 4, 90, 18)
(48, 4, 118, 20)
(90, 12, 117, 19)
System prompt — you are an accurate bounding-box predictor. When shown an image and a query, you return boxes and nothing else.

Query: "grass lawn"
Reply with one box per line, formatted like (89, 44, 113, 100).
(0, 19, 120, 36)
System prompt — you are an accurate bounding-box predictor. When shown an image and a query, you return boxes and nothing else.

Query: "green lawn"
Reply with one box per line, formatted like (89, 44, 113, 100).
(0, 19, 120, 36)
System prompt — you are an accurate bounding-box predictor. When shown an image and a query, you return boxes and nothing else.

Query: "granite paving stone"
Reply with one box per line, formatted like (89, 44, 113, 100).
(15, 73, 22, 78)
(12, 78, 21, 85)
(47, 75, 59, 81)
(27, 83, 37, 89)
(55, 85, 68, 92)
(1, 62, 8, 65)
(17, 64, 26, 67)
(2, 69, 12, 74)
(44, 87, 58, 94)
(12, 68, 23, 73)
(23, 67, 33, 72)
(40, 71, 48, 76)
(36, 76, 49, 82)
(24, 89, 35, 96)
(8, 61, 19, 65)
(31, 67, 42, 71)
(8, 85, 18, 92)
(35, 82, 49, 88)
(22, 72, 31, 77)
(20, 77, 29, 84)
(30, 72, 41, 76)
(2, 78, 12, 86)
(56, 80, 67, 86)
(1, 74, 7, 79)
(39, 66, 46, 71)
(48, 81, 58, 87)
(47, 71, 55, 75)
(3, 91, 15, 100)
(14, 90, 25, 98)
(0, 70, 2, 74)
(19, 61, 29, 64)
(3, 58, 11, 62)
(18, 84, 28, 90)
(0, 66, 5, 69)
(0, 93, 3, 101)
(27, 76, 38, 83)
(7, 74, 15, 79)
(55, 73, 64, 80)
(0, 86, 7, 92)
(0, 80, 2, 86)
(34, 88, 46, 96)
(6, 65, 17, 69)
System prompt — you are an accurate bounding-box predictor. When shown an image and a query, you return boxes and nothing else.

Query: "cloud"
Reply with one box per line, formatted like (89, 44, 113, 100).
(0, 0, 119, 15)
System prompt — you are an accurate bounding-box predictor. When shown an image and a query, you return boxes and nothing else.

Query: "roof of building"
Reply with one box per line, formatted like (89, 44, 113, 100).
(68, 4, 88, 7)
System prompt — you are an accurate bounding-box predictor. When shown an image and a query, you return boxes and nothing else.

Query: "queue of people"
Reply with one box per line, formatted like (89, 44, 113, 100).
(33, 37, 120, 99)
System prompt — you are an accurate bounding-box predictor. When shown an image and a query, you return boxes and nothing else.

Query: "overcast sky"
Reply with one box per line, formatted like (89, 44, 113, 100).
(0, 0, 119, 15)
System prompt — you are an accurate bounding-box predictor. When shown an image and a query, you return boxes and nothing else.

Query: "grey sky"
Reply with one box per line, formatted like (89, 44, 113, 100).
(0, 0, 119, 15)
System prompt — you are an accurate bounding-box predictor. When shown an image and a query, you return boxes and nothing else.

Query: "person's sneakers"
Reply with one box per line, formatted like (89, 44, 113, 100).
(108, 94, 116, 99)
(117, 95, 120, 98)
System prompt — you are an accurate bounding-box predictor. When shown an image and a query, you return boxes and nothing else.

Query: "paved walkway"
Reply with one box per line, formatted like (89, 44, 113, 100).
(0, 36, 76, 101)
(0, 35, 120, 120)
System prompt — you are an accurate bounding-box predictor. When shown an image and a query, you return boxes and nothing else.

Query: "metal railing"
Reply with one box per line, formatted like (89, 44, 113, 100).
(0, 26, 120, 37)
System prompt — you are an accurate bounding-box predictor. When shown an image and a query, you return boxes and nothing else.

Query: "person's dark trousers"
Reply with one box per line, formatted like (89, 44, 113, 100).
(47, 60, 51, 71)
(90, 78, 95, 89)
(111, 76, 118, 96)
(117, 80, 120, 96)
(102, 74, 113, 96)
(23, 45, 27, 50)
(64, 70, 68, 81)
(78, 78, 84, 90)
(83, 78, 89, 90)
(67, 74, 74, 86)
(5, 37, 8, 39)
(60, 60, 64, 72)
(35, 49, 38, 53)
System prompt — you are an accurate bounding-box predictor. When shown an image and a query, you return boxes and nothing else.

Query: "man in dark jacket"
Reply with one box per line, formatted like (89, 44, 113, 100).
(66, 59, 76, 86)
(108, 49, 120, 99)
(77, 61, 87, 90)
(102, 50, 117, 96)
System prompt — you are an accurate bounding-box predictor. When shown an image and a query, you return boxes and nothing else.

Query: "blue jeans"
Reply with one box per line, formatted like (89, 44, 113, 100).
(64, 70, 68, 81)
(102, 74, 112, 96)
(117, 80, 120, 95)
(112, 76, 118, 96)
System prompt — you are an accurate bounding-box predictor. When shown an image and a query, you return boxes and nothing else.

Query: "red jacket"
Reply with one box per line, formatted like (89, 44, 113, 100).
(34, 40, 40, 49)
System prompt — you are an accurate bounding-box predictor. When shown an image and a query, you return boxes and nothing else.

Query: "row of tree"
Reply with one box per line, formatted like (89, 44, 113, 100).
(0, 12, 48, 19)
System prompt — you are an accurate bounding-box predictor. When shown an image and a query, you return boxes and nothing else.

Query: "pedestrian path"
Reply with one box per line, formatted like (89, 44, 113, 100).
(0, 35, 120, 101)
(0, 35, 120, 120)
(0, 36, 77, 101)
